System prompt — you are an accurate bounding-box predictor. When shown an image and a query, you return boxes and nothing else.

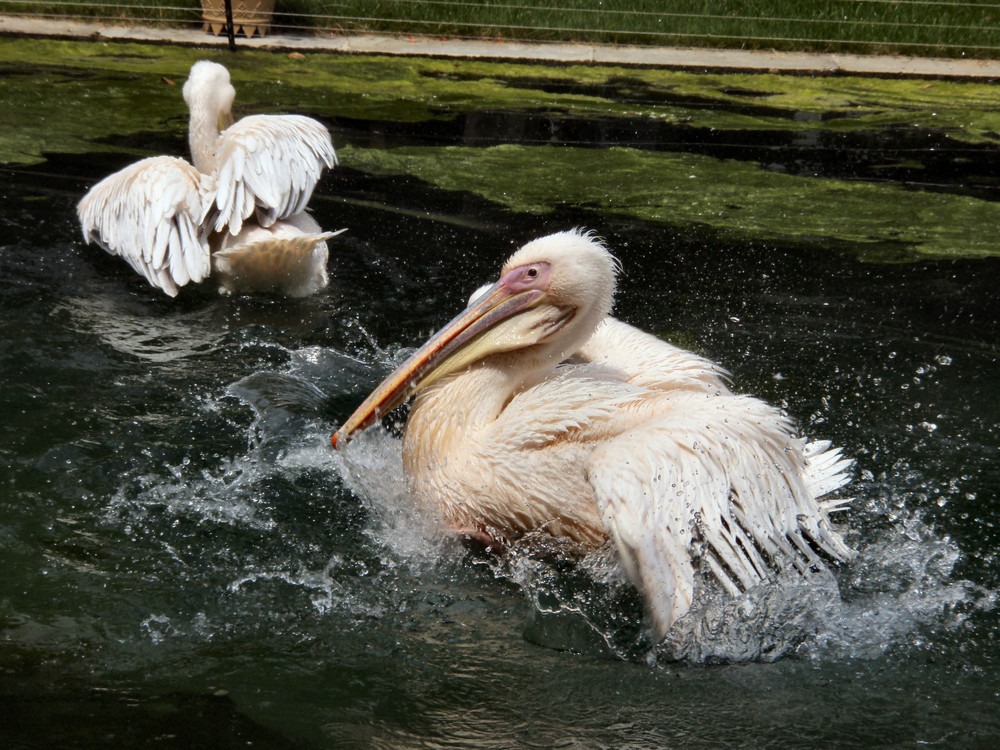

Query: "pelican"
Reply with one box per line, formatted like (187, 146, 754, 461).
(77, 60, 342, 297)
(332, 229, 854, 639)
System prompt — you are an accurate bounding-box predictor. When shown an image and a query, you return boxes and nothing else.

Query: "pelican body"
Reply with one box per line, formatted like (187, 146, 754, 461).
(333, 230, 853, 638)
(77, 60, 341, 297)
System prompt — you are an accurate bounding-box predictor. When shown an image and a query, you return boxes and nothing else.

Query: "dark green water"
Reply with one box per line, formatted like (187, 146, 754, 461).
(2, 42, 1000, 748)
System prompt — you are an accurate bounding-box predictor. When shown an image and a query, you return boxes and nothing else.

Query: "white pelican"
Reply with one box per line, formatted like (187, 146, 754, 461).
(332, 229, 854, 638)
(77, 60, 341, 297)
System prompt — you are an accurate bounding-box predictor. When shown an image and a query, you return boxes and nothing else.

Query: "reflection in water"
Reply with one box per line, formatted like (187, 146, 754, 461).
(59, 295, 224, 362)
(59, 293, 340, 364)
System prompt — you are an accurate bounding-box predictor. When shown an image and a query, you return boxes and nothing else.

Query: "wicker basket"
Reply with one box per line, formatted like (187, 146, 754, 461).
(201, 0, 276, 38)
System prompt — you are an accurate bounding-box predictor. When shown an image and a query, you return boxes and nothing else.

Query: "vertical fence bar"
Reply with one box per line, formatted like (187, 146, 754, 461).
(223, 0, 236, 50)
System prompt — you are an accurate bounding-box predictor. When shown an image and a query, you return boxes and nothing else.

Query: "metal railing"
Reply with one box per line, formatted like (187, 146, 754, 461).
(2, 0, 999, 57)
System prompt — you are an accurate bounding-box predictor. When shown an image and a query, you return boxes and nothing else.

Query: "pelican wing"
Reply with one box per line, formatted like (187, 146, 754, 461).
(212, 114, 337, 235)
(586, 391, 853, 638)
(77, 156, 212, 296)
(578, 317, 731, 394)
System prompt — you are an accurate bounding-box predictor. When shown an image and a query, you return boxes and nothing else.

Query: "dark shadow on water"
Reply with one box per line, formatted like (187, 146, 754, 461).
(331, 109, 1000, 199)
(0, 690, 303, 750)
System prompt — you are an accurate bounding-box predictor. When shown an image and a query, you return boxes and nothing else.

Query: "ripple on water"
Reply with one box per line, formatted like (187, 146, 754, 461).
(60, 295, 224, 363)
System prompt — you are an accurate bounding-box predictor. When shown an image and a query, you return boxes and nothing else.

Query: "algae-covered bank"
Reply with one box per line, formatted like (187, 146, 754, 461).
(3, 36, 1000, 259)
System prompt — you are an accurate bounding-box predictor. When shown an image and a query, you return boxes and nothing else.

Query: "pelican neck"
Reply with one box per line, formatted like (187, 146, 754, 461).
(188, 106, 220, 175)
(408, 347, 566, 449)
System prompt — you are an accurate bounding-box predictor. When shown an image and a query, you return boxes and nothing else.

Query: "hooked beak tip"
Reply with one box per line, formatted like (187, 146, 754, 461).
(330, 432, 340, 450)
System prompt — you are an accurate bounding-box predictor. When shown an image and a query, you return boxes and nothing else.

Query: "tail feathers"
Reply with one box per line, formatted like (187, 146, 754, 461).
(803, 440, 854, 499)
(818, 495, 854, 514)
(800, 439, 855, 563)
(213, 228, 345, 263)
(211, 227, 346, 297)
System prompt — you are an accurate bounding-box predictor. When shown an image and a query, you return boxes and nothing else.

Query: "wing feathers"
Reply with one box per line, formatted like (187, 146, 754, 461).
(579, 317, 731, 394)
(76, 156, 211, 296)
(212, 115, 336, 235)
(77, 68, 337, 297)
(587, 390, 853, 638)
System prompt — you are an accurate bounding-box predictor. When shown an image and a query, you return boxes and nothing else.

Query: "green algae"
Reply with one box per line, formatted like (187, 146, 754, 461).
(3, 36, 1000, 260)
(344, 143, 1000, 260)
(4, 36, 1000, 156)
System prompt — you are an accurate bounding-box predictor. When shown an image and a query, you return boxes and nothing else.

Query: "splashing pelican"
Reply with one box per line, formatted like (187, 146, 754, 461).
(332, 230, 854, 638)
(77, 60, 342, 297)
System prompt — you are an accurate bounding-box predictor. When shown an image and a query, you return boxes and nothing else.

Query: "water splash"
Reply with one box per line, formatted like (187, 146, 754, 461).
(657, 515, 993, 663)
(100, 343, 364, 534)
(805, 517, 996, 660)
(226, 552, 387, 619)
(334, 426, 461, 572)
(328, 411, 997, 664)
(496, 509, 997, 665)
(102, 453, 279, 533)
(100, 339, 997, 666)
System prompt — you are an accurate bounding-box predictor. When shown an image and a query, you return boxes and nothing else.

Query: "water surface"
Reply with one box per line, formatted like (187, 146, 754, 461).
(2, 40, 1000, 748)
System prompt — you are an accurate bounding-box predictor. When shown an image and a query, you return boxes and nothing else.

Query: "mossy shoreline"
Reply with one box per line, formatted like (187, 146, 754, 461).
(4, 37, 999, 260)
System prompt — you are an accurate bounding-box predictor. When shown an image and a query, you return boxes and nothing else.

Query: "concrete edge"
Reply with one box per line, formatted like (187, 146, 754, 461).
(3, 14, 1000, 78)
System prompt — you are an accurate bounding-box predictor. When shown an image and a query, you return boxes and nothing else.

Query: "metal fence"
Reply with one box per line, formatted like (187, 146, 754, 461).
(2, 0, 999, 57)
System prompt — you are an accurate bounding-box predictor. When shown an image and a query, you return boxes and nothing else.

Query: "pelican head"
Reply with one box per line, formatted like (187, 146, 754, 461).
(333, 229, 618, 447)
(183, 61, 237, 122)
(182, 61, 237, 172)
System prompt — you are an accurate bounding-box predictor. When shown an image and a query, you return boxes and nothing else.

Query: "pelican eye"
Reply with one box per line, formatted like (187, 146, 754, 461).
(501, 261, 550, 293)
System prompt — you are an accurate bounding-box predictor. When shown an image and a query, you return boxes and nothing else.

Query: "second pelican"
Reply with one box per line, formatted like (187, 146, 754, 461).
(77, 60, 341, 297)
(333, 230, 854, 638)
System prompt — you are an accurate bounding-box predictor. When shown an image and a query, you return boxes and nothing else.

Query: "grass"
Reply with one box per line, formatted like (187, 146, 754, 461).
(1, 0, 999, 59)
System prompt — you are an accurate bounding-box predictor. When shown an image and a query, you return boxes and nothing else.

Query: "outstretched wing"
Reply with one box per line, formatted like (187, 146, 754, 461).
(212, 114, 337, 235)
(586, 390, 853, 639)
(77, 156, 212, 297)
